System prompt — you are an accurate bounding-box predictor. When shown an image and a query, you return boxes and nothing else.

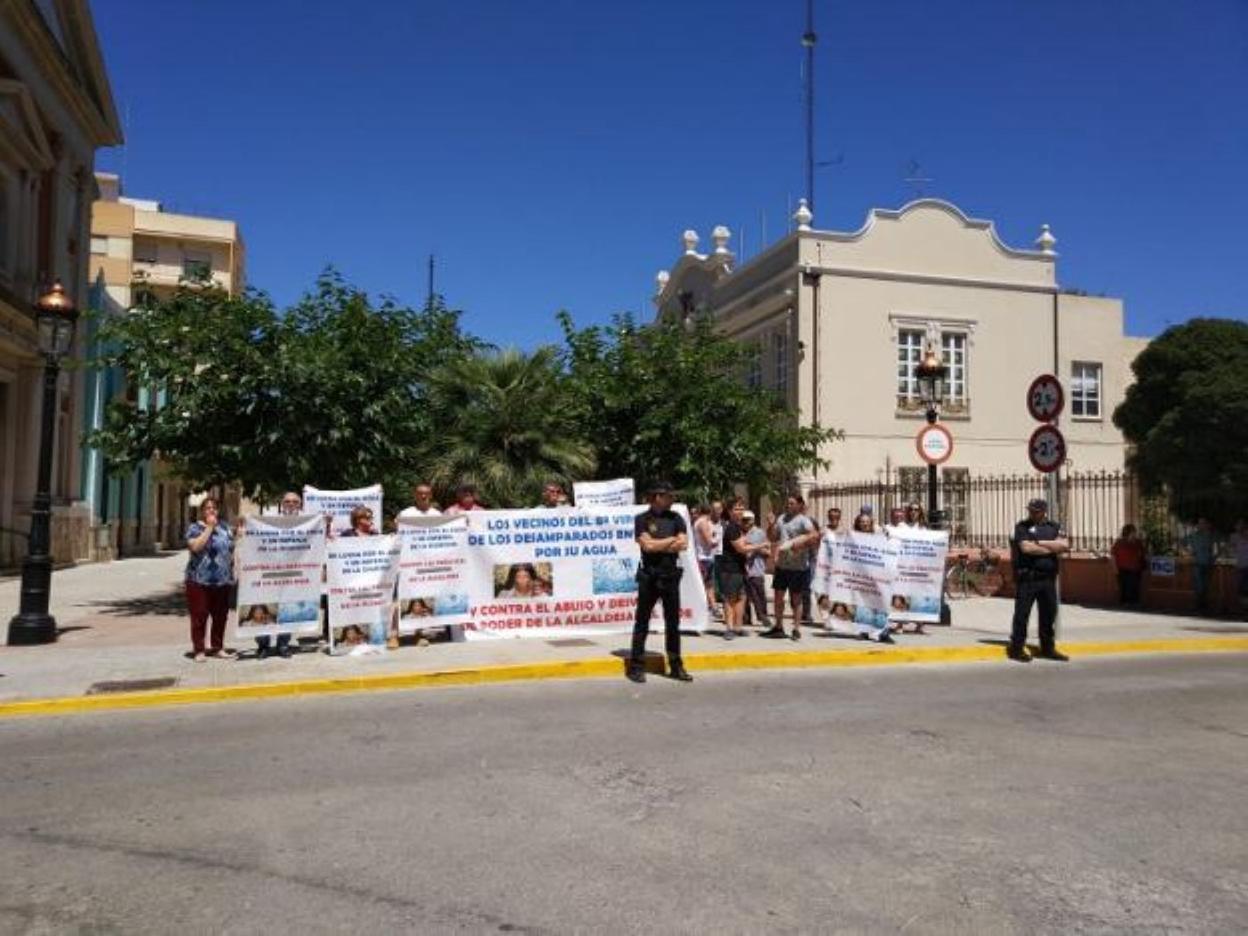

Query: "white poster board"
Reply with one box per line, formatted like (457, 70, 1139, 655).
(235, 514, 326, 638)
(572, 478, 635, 509)
(884, 526, 949, 624)
(826, 531, 897, 638)
(396, 516, 472, 633)
(325, 534, 400, 650)
(303, 484, 383, 535)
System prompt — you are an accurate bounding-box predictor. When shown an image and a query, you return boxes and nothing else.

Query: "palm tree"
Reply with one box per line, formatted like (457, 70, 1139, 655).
(422, 347, 596, 507)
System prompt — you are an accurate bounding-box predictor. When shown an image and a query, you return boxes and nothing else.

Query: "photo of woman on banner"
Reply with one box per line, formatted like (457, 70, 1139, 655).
(495, 563, 552, 599)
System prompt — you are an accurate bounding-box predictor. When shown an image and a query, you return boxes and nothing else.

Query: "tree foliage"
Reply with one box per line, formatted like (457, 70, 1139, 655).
(559, 311, 839, 503)
(422, 347, 596, 507)
(1113, 317, 1248, 529)
(87, 270, 478, 506)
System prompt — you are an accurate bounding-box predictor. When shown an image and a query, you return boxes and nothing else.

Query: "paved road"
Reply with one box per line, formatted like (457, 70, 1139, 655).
(1, 655, 1245, 934)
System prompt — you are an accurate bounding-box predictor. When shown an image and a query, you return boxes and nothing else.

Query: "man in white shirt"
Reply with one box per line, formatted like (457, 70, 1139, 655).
(397, 482, 442, 519)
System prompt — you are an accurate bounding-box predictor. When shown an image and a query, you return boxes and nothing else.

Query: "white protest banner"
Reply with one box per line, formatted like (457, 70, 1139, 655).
(326, 534, 400, 649)
(884, 526, 949, 623)
(572, 478, 635, 509)
(827, 531, 897, 638)
(456, 505, 707, 639)
(396, 516, 471, 633)
(235, 515, 326, 638)
(303, 484, 383, 535)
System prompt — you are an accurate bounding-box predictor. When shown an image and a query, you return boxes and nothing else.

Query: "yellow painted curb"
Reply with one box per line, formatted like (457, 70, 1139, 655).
(0, 636, 1245, 720)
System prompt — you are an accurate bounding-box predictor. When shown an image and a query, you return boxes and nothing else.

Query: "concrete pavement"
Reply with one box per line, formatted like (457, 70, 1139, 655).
(2, 552, 1245, 713)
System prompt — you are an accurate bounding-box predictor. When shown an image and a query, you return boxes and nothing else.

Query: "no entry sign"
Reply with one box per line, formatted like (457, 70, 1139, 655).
(1028, 424, 1066, 473)
(916, 424, 954, 465)
(1027, 374, 1064, 422)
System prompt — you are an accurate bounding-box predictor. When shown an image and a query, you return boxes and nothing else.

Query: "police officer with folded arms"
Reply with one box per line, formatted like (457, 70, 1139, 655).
(1008, 497, 1071, 662)
(627, 481, 693, 684)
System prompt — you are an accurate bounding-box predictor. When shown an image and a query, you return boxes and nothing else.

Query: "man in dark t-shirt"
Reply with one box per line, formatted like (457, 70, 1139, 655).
(1008, 498, 1071, 662)
(628, 481, 691, 684)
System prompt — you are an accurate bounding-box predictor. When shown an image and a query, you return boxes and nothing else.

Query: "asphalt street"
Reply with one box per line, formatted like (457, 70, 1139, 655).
(1, 655, 1245, 934)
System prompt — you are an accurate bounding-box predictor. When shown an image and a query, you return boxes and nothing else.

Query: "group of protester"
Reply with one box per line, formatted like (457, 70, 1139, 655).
(691, 494, 934, 645)
(1111, 517, 1248, 615)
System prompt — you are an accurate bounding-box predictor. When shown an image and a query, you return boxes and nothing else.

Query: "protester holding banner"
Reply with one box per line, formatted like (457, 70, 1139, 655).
(397, 482, 441, 520)
(538, 481, 565, 509)
(254, 491, 303, 658)
(444, 483, 484, 515)
(627, 481, 692, 684)
(184, 496, 236, 662)
(813, 507, 843, 625)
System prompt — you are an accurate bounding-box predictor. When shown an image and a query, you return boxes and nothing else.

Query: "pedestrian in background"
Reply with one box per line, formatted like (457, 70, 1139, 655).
(184, 497, 235, 662)
(1110, 524, 1146, 606)
(1185, 518, 1217, 615)
(1008, 498, 1070, 662)
(694, 500, 724, 621)
(740, 510, 771, 630)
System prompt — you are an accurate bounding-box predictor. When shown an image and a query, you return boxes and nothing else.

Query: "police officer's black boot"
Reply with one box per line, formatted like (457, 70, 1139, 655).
(668, 658, 693, 682)
(625, 658, 646, 683)
(1006, 644, 1032, 663)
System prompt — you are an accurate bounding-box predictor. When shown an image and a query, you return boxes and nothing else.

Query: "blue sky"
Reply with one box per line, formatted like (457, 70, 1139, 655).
(93, 0, 1247, 346)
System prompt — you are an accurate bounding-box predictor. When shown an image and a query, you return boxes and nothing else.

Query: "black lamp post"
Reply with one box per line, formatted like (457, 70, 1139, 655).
(915, 344, 948, 528)
(7, 281, 79, 646)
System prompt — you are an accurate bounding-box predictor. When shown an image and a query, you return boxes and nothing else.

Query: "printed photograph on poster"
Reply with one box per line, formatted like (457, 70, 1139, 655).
(592, 557, 637, 594)
(235, 514, 327, 638)
(493, 562, 553, 599)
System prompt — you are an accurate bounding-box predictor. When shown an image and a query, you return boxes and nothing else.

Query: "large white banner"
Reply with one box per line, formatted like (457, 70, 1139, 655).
(572, 478, 635, 509)
(304, 484, 383, 535)
(826, 531, 897, 637)
(235, 514, 326, 638)
(326, 534, 400, 649)
(396, 516, 471, 633)
(454, 506, 706, 639)
(884, 526, 949, 623)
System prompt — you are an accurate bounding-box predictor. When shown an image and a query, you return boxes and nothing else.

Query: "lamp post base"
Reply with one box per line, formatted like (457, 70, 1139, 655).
(7, 611, 58, 645)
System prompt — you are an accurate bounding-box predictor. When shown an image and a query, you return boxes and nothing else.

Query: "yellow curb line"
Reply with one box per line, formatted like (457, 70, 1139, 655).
(1, 636, 1245, 720)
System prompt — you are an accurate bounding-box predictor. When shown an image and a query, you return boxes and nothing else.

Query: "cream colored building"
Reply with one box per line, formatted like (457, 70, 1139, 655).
(86, 174, 245, 555)
(0, 0, 123, 567)
(654, 198, 1146, 509)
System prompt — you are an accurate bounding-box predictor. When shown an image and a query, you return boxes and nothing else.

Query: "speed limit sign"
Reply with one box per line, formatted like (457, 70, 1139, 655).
(1028, 424, 1067, 473)
(1027, 374, 1064, 422)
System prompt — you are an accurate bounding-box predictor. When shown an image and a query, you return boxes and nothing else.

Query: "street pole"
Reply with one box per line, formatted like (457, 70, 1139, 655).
(7, 355, 63, 645)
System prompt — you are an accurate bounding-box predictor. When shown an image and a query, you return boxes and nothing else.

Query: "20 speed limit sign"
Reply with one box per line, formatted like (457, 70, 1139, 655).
(1026, 374, 1064, 422)
(1028, 424, 1066, 473)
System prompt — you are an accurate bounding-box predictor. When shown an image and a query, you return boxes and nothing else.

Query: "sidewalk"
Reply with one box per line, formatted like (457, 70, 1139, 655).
(2, 553, 1245, 714)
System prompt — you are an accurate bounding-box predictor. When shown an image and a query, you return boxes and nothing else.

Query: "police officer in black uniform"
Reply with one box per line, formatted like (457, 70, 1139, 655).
(1008, 498, 1071, 662)
(627, 481, 693, 684)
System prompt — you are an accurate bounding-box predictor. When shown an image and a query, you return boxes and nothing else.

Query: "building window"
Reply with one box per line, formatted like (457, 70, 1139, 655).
(133, 240, 157, 264)
(896, 329, 923, 405)
(182, 252, 212, 281)
(941, 332, 968, 408)
(1071, 361, 1102, 418)
(773, 329, 789, 394)
(745, 342, 762, 390)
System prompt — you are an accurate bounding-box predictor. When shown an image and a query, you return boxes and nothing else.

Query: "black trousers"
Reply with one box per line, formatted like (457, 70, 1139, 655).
(1117, 569, 1142, 605)
(631, 571, 682, 662)
(1011, 576, 1058, 651)
(743, 575, 770, 626)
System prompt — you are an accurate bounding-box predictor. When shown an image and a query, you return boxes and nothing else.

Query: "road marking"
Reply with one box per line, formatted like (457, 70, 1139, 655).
(1, 637, 1245, 719)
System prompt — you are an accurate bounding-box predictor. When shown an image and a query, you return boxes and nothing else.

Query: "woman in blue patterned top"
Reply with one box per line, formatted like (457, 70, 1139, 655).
(185, 497, 236, 661)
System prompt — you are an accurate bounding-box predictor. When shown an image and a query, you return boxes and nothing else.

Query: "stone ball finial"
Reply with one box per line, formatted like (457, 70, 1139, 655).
(682, 229, 700, 254)
(1035, 223, 1057, 255)
(794, 198, 813, 232)
(711, 225, 732, 254)
(655, 270, 670, 294)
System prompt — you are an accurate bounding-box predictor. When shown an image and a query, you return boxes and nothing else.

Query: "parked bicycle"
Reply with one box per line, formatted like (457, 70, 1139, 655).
(944, 549, 1004, 599)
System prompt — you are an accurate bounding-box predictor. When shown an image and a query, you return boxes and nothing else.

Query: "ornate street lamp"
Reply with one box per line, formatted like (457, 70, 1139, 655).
(7, 281, 79, 646)
(914, 344, 948, 526)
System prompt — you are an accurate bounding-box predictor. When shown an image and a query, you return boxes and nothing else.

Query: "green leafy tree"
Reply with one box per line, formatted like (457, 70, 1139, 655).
(1114, 317, 1248, 530)
(422, 347, 596, 507)
(87, 270, 479, 507)
(558, 311, 839, 502)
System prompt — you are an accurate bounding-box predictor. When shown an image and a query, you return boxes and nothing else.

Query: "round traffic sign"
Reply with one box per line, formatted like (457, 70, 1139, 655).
(1028, 424, 1066, 473)
(916, 423, 954, 465)
(1027, 374, 1064, 422)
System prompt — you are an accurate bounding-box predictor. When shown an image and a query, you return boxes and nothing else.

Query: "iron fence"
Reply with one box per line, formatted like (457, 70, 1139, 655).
(807, 471, 1193, 554)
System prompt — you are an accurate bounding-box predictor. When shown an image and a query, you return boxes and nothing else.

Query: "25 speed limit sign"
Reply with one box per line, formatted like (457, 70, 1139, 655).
(1028, 424, 1067, 473)
(1026, 374, 1064, 422)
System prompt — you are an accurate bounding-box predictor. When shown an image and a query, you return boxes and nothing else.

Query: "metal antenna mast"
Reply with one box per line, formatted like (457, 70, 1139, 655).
(426, 254, 435, 309)
(802, 0, 817, 211)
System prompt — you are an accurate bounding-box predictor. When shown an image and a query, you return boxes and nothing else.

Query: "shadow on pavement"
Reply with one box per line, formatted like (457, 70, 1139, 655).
(84, 588, 186, 617)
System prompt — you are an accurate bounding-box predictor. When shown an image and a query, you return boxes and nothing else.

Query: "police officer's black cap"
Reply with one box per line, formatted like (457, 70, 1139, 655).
(647, 480, 676, 495)
(1028, 498, 1048, 512)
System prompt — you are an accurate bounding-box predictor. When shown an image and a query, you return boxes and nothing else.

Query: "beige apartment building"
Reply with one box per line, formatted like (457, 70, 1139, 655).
(654, 198, 1148, 509)
(86, 173, 245, 555)
(0, 0, 123, 567)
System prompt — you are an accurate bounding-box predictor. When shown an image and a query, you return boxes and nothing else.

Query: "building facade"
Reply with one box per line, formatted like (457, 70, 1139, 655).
(654, 198, 1147, 512)
(0, 0, 122, 567)
(85, 173, 245, 556)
